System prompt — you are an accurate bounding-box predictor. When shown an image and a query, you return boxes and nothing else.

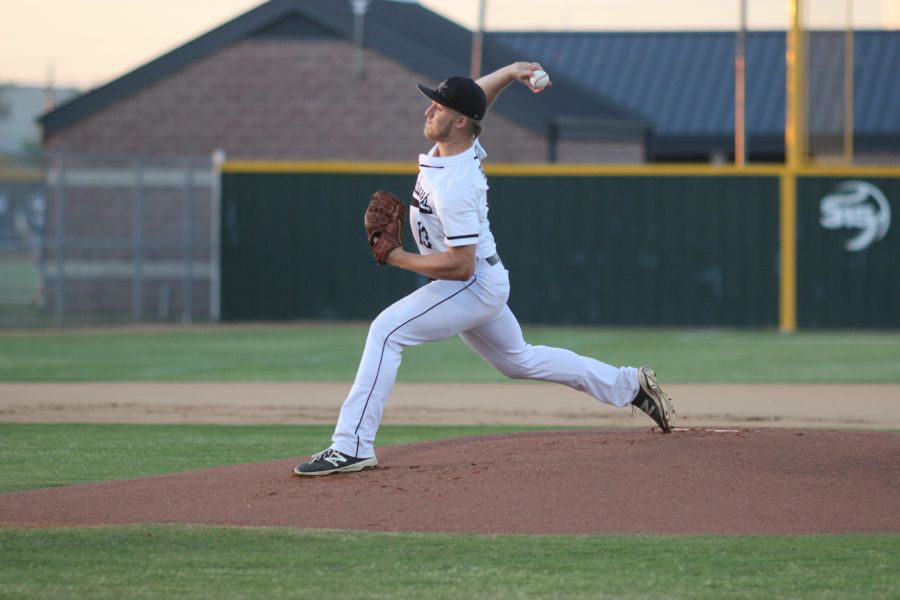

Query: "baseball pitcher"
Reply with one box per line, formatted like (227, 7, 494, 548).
(294, 62, 675, 476)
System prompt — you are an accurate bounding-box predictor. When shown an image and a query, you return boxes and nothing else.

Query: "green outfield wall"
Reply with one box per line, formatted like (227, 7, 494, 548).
(485, 174, 779, 326)
(796, 176, 900, 328)
(220, 163, 899, 329)
(221, 172, 419, 321)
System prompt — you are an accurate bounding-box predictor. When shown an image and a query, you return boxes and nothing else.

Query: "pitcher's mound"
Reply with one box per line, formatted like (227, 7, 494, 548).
(2, 429, 898, 534)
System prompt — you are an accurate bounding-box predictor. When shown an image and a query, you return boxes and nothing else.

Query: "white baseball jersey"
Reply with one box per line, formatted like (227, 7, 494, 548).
(410, 139, 497, 260)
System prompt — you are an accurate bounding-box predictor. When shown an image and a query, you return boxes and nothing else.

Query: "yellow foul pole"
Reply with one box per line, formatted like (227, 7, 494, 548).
(779, 171, 797, 333)
(786, 0, 806, 169)
(781, 0, 804, 333)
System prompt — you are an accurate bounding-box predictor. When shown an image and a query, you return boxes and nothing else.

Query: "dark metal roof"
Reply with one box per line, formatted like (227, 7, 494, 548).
(491, 30, 899, 155)
(39, 0, 647, 139)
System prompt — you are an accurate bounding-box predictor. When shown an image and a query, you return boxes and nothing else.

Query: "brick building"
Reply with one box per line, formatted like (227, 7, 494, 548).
(41, 0, 648, 163)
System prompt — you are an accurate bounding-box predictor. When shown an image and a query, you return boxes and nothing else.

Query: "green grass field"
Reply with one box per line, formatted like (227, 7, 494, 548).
(2, 326, 899, 598)
(2, 525, 897, 599)
(0, 257, 39, 305)
(0, 257, 43, 328)
(2, 325, 899, 382)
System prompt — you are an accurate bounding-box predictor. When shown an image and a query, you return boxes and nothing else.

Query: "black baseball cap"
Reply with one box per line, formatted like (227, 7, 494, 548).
(417, 77, 487, 121)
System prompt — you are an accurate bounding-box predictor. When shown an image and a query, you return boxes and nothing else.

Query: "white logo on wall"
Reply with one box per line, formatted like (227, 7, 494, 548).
(819, 181, 891, 252)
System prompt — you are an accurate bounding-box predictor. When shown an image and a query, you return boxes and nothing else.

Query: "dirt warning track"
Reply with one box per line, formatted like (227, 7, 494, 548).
(2, 428, 898, 534)
(2, 382, 899, 429)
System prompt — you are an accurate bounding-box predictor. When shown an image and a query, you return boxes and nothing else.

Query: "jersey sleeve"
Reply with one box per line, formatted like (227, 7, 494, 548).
(435, 182, 480, 247)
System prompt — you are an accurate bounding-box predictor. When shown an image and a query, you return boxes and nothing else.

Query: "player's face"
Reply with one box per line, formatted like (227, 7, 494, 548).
(423, 101, 459, 142)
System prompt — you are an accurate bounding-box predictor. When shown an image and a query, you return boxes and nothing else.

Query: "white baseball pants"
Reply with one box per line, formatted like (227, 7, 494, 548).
(331, 258, 640, 458)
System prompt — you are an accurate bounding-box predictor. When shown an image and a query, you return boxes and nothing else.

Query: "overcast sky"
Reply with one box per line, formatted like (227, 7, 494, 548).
(2, 0, 897, 88)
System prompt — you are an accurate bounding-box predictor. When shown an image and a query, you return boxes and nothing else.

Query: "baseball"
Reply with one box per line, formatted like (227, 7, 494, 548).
(529, 69, 550, 89)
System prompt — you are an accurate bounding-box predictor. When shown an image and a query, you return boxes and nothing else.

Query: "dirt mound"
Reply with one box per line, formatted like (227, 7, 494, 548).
(2, 429, 898, 534)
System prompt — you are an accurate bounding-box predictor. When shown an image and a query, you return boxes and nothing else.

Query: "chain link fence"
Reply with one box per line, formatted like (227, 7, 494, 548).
(0, 166, 45, 326)
(0, 153, 219, 327)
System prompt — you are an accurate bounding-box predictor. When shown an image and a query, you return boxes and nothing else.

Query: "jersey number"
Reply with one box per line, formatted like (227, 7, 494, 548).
(417, 221, 433, 249)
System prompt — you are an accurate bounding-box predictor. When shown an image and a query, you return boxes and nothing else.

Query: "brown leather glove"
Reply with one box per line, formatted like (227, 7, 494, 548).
(364, 190, 405, 265)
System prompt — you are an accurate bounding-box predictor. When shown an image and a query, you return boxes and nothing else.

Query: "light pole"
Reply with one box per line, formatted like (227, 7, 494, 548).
(843, 0, 854, 163)
(350, 0, 371, 80)
(470, 0, 487, 79)
(735, 0, 747, 166)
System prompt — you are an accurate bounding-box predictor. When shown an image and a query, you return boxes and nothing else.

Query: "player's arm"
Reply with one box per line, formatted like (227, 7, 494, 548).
(476, 62, 548, 108)
(386, 244, 476, 281)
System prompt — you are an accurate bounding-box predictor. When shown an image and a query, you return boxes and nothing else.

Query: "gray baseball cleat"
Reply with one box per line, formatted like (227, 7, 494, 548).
(631, 367, 675, 433)
(293, 448, 377, 476)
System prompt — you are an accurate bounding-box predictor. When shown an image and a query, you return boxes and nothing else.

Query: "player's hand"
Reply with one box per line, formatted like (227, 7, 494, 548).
(508, 62, 551, 93)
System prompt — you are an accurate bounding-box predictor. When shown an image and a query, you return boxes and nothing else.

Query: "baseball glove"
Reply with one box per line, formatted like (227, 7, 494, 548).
(364, 190, 405, 265)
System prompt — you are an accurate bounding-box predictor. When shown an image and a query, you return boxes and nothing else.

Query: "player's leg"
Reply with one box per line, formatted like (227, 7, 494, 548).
(459, 305, 639, 407)
(295, 261, 509, 475)
(459, 306, 675, 430)
(328, 277, 500, 460)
